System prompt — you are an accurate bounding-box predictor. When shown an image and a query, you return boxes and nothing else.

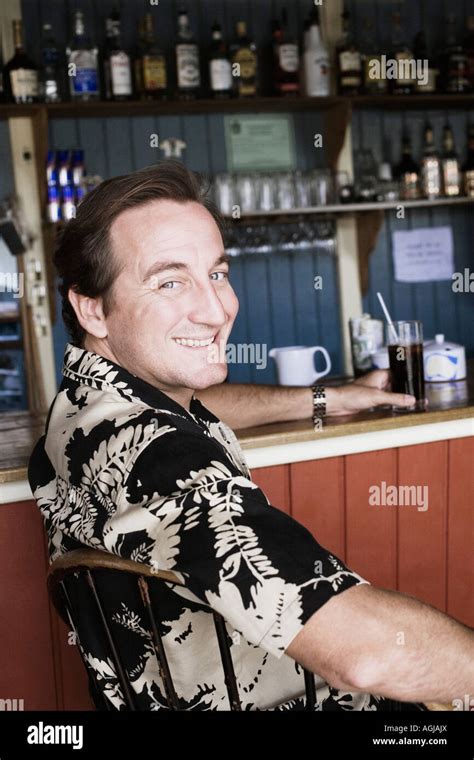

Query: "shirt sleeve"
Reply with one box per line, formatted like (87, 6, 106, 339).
(109, 424, 368, 660)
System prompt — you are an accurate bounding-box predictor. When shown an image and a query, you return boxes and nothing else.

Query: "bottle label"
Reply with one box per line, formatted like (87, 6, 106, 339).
(210, 58, 232, 90)
(233, 48, 257, 80)
(447, 54, 470, 90)
(304, 52, 330, 96)
(463, 169, 474, 197)
(177, 44, 200, 88)
(10, 68, 39, 99)
(69, 50, 99, 94)
(364, 55, 387, 89)
(341, 75, 362, 88)
(110, 52, 132, 95)
(421, 159, 441, 197)
(443, 159, 460, 195)
(395, 52, 416, 85)
(400, 172, 420, 200)
(415, 67, 437, 93)
(278, 44, 299, 73)
(143, 56, 167, 90)
(339, 50, 361, 72)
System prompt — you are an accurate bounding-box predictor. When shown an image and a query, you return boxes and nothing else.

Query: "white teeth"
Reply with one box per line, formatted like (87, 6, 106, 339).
(174, 337, 214, 347)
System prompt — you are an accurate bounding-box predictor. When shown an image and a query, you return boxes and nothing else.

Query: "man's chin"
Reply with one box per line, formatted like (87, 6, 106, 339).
(189, 363, 228, 389)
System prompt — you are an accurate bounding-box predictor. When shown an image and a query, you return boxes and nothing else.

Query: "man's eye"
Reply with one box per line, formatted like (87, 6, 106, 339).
(160, 281, 180, 289)
(211, 271, 229, 281)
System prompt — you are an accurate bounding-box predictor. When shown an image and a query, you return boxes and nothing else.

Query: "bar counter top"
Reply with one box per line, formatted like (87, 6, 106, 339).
(0, 362, 473, 498)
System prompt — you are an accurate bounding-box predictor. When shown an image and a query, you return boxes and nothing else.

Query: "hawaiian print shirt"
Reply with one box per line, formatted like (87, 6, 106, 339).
(29, 343, 404, 711)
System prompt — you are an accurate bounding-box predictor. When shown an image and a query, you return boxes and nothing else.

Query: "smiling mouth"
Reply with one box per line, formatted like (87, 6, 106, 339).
(173, 336, 216, 348)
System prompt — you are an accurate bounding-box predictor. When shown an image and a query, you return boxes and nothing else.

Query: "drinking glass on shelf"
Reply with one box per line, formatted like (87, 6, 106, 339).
(236, 173, 257, 213)
(334, 170, 353, 204)
(310, 169, 335, 206)
(276, 172, 296, 210)
(294, 170, 312, 208)
(214, 173, 235, 215)
(354, 149, 378, 201)
(257, 173, 277, 212)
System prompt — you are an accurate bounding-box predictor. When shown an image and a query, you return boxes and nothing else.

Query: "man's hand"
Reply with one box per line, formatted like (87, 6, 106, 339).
(326, 370, 416, 416)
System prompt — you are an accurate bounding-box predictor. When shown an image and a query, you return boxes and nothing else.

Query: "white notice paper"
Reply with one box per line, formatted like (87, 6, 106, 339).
(392, 227, 454, 283)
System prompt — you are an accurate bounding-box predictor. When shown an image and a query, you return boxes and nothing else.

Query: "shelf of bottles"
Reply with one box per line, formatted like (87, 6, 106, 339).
(1, 5, 474, 115)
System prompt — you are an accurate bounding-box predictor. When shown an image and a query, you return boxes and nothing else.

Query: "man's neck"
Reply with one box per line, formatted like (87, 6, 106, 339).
(81, 336, 194, 411)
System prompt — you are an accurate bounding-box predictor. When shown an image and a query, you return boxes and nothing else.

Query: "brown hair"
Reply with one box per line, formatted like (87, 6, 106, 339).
(54, 160, 225, 347)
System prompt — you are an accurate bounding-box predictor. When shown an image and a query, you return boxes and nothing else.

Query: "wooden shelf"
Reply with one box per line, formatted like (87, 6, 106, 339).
(351, 93, 474, 110)
(1, 93, 473, 121)
(0, 313, 20, 324)
(224, 196, 474, 220)
(0, 338, 22, 350)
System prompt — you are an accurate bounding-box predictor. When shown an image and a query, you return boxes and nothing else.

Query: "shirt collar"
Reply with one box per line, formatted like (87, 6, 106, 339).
(61, 342, 218, 425)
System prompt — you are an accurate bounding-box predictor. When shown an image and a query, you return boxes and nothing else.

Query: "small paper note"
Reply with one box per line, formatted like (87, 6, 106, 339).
(392, 226, 454, 283)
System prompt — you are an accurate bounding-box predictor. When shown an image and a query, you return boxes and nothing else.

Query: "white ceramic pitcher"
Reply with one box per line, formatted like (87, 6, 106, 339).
(269, 345, 332, 386)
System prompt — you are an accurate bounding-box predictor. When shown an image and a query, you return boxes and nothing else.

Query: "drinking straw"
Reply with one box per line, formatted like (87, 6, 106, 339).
(376, 291, 399, 343)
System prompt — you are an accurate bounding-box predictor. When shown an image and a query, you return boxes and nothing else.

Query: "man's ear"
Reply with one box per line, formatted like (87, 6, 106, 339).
(68, 289, 108, 339)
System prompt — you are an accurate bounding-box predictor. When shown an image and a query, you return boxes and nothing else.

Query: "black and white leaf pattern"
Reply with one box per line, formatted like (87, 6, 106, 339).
(28, 343, 401, 712)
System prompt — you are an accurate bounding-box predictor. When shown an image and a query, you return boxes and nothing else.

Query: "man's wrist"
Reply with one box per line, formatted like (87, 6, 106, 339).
(324, 386, 342, 416)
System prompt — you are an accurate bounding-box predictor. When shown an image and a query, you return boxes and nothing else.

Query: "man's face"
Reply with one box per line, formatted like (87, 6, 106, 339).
(93, 199, 239, 407)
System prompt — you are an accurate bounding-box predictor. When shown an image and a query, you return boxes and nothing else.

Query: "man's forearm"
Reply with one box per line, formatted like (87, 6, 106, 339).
(195, 374, 415, 429)
(287, 584, 474, 705)
(350, 587, 474, 704)
(195, 383, 342, 428)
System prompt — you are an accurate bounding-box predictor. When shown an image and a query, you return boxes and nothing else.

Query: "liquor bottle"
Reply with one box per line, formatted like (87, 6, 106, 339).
(40, 23, 63, 102)
(441, 124, 460, 196)
(299, 17, 310, 96)
(175, 9, 201, 99)
(208, 22, 232, 98)
(230, 21, 258, 98)
(336, 4, 362, 95)
(133, 18, 145, 97)
(394, 133, 420, 200)
(413, 31, 437, 94)
(273, 8, 299, 96)
(443, 14, 470, 93)
(461, 124, 474, 196)
(465, 16, 474, 91)
(4, 20, 39, 103)
(104, 8, 132, 101)
(360, 18, 387, 93)
(389, 8, 415, 94)
(66, 11, 100, 101)
(139, 13, 167, 100)
(303, 6, 330, 97)
(420, 123, 441, 199)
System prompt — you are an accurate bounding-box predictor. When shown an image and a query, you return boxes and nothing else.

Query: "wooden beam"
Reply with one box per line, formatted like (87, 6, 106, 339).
(8, 116, 57, 412)
(0, 0, 21, 63)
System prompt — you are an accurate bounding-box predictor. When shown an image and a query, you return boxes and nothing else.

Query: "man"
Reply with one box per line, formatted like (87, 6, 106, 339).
(29, 162, 474, 711)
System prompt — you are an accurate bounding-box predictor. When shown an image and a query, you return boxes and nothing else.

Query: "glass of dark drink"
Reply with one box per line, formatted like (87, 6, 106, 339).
(387, 320, 426, 412)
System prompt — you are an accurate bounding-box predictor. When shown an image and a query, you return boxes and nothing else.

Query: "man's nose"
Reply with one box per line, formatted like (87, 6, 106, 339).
(187, 280, 228, 326)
